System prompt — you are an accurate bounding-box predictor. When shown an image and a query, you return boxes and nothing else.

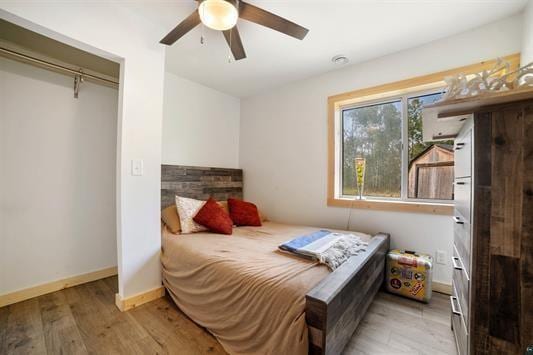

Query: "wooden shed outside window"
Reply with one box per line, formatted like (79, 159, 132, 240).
(408, 144, 454, 200)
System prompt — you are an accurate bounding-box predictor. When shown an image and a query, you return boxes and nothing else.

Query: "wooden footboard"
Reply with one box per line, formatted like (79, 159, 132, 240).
(305, 233, 390, 355)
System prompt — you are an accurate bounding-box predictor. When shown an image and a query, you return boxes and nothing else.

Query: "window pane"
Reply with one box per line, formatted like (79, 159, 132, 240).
(407, 92, 454, 200)
(342, 100, 402, 198)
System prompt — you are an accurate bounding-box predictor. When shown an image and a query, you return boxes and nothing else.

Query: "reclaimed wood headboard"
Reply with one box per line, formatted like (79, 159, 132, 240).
(161, 164, 243, 208)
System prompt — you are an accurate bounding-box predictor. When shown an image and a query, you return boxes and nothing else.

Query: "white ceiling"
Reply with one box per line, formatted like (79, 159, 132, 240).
(144, 0, 526, 97)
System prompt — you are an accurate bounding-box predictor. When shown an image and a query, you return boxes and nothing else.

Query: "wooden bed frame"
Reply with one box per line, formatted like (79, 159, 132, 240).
(306, 233, 390, 355)
(160, 164, 390, 355)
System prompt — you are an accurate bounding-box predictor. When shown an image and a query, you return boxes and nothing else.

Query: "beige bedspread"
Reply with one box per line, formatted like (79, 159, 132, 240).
(161, 222, 371, 355)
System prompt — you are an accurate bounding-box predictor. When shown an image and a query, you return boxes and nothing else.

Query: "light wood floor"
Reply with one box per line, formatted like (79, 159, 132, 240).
(344, 290, 457, 355)
(0, 276, 456, 355)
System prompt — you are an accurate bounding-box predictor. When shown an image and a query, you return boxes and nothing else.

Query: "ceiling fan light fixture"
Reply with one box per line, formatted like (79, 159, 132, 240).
(199, 0, 239, 31)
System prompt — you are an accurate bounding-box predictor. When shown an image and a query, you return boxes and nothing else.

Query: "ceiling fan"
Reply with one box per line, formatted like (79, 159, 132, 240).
(160, 0, 309, 60)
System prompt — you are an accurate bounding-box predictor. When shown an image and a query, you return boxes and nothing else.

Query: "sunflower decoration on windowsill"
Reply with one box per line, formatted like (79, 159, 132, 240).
(354, 157, 366, 200)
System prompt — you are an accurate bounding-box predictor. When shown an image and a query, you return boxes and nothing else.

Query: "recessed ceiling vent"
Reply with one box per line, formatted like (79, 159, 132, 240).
(332, 55, 349, 65)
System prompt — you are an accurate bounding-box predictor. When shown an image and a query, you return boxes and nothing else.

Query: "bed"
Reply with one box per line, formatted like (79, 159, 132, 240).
(160, 165, 390, 355)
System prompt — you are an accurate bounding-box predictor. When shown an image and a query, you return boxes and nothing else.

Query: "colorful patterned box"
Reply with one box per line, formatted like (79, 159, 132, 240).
(385, 249, 433, 303)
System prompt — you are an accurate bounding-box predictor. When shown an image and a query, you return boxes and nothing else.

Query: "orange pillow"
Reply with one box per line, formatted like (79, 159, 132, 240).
(161, 205, 181, 234)
(193, 198, 233, 235)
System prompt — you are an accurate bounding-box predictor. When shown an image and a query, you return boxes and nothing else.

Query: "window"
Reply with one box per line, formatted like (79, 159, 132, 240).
(339, 90, 452, 203)
(342, 100, 402, 198)
(328, 54, 520, 215)
(407, 93, 454, 200)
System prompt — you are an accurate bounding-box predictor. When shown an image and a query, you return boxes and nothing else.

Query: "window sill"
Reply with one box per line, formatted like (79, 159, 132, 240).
(327, 197, 453, 215)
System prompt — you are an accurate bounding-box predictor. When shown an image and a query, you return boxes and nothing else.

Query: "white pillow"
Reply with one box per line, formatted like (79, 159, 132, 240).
(175, 196, 208, 234)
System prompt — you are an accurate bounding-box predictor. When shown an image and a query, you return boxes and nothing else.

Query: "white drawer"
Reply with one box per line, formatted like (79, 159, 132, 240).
(453, 214, 471, 277)
(452, 245, 470, 327)
(454, 178, 471, 223)
(451, 282, 469, 355)
(454, 128, 472, 178)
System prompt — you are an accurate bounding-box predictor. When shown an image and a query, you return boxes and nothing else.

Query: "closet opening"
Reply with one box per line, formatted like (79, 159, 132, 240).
(0, 18, 121, 306)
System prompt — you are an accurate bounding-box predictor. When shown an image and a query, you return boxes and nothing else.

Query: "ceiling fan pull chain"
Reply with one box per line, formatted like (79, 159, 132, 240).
(200, 6, 205, 45)
(228, 29, 232, 63)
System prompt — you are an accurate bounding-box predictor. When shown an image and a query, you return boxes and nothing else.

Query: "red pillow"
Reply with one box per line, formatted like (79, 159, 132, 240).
(228, 198, 262, 226)
(193, 198, 233, 235)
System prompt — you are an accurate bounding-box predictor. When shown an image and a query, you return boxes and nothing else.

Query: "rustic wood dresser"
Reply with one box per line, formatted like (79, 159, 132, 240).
(424, 88, 533, 355)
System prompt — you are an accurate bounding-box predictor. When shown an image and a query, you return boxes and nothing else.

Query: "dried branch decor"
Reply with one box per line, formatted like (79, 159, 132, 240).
(355, 157, 366, 200)
(441, 59, 533, 101)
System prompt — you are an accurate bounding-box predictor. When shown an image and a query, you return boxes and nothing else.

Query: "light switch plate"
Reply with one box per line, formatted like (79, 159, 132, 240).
(436, 250, 447, 265)
(131, 159, 143, 176)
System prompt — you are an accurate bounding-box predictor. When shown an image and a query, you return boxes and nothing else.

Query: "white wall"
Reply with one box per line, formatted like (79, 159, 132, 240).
(0, 3, 166, 298)
(240, 15, 523, 285)
(0, 58, 118, 294)
(522, 0, 533, 65)
(162, 72, 240, 169)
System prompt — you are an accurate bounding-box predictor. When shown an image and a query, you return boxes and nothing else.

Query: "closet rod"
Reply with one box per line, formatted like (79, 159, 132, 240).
(0, 46, 119, 87)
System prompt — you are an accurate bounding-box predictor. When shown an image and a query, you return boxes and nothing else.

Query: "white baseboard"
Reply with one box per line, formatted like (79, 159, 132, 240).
(433, 281, 452, 295)
(0, 266, 118, 308)
(115, 286, 165, 312)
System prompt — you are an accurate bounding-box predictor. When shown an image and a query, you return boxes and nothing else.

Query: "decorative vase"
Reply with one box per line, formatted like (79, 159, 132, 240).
(354, 157, 366, 200)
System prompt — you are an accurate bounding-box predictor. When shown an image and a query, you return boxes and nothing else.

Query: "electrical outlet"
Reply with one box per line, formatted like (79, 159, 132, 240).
(436, 250, 447, 265)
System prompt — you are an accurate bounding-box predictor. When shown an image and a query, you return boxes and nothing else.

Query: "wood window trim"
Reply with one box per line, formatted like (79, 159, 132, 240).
(327, 53, 521, 216)
(327, 197, 454, 215)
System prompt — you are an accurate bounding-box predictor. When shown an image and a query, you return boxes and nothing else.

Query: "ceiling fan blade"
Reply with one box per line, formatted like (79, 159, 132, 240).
(160, 10, 201, 45)
(222, 26, 246, 60)
(239, 1, 308, 40)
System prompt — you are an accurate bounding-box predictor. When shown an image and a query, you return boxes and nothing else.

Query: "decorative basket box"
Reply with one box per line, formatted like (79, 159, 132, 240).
(385, 249, 433, 303)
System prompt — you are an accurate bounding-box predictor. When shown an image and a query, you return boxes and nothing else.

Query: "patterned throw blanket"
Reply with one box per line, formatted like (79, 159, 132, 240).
(279, 230, 368, 270)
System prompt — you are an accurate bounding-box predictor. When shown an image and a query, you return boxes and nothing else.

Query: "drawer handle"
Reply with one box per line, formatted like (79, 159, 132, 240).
(455, 143, 465, 150)
(452, 256, 463, 270)
(453, 216, 464, 224)
(450, 296, 462, 316)
(455, 181, 466, 185)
